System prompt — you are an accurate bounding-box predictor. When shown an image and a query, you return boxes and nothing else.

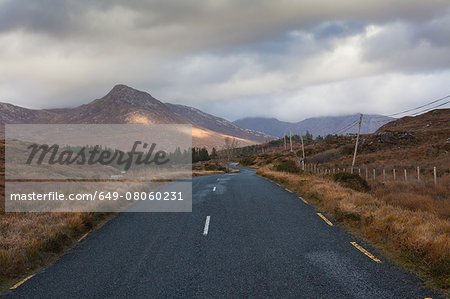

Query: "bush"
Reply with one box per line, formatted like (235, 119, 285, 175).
(333, 208, 361, 222)
(333, 173, 370, 192)
(204, 163, 226, 171)
(341, 145, 354, 155)
(240, 156, 256, 166)
(274, 160, 301, 174)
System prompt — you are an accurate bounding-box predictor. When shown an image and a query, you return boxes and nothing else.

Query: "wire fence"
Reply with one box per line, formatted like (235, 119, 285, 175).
(304, 163, 449, 186)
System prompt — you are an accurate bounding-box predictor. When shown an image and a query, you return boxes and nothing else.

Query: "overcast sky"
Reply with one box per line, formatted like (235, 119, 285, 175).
(0, 0, 449, 121)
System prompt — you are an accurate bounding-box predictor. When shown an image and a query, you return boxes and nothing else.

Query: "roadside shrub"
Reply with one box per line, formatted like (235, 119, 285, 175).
(43, 230, 70, 253)
(204, 163, 226, 171)
(333, 208, 361, 222)
(333, 173, 370, 192)
(261, 158, 273, 165)
(274, 160, 301, 174)
(341, 145, 354, 155)
(240, 156, 256, 166)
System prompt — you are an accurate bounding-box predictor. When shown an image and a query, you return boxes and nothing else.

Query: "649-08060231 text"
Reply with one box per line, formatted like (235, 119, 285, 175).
(9, 191, 185, 201)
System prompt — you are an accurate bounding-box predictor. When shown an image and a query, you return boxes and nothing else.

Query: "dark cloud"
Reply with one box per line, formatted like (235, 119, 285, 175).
(312, 21, 365, 39)
(0, 0, 449, 121)
(0, 0, 81, 35)
(361, 12, 450, 74)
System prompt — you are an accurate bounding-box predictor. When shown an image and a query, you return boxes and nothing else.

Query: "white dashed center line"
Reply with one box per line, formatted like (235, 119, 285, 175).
(213, 186, 216, 191)
(203, 216, 211, 236)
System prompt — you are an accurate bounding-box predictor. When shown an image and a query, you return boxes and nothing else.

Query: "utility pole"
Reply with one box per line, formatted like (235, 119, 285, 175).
(289, 128, 293, 152)
(351, 114, 363, 174)
(284, 134, 287, 150)
(300, 134, 305, 170)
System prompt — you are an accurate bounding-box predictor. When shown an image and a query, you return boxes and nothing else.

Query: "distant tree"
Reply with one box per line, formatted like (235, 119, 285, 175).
(269, 138, 284, 146)
(192, 148, 199, 163)
(199, 147, 210, 161)
(223, 137, 238, 161)
(192, 147, 210, 163)
(305, 131, 313, 143)
(324, 134, 337, 141)
(210, 147, 218, 159)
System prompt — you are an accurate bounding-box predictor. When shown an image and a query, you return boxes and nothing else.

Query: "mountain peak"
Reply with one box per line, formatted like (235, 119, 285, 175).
(108, 84, 146, 97)
(102, 84, 162, 108)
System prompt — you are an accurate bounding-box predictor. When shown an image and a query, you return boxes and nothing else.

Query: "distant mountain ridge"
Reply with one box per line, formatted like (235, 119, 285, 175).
(0, 84, 273, 148)
(165, 103, 272, 142)
(233, 114, 395, 138)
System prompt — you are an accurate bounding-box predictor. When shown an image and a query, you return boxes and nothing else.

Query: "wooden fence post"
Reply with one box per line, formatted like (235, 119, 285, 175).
(393, 168, 396, 180)
(383, 169, 386, 181)
(434, 167, 437, 185)
(404, 169, 407, 182)
(417, 166, 420, 182)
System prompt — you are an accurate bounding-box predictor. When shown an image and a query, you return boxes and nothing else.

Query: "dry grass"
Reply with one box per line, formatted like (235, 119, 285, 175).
(0, 139, 112, 288)
(257, 166, 450, 293)
(193, 168, 239, 177)
(371, 180, 450, 220)
(192, 161, 239, 176)
(193, 170, 226, 176)
(0, 211, 114, 289)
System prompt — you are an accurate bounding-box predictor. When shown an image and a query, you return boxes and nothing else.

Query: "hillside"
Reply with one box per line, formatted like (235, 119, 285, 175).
(355, 108, 450, 167)
(0, 85, 271, 149)
(377, 108, 449, 133)
(165, 103, 272, 142)
(233, 117, 291, 137)
(234, 114, 395, 138)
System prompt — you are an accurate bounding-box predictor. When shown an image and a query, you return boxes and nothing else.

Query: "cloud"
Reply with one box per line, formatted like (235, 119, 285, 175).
(0, 0, 449, 120)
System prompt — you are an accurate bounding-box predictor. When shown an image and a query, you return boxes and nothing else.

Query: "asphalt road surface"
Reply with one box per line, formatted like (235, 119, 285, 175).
(4, 165, 440, 298)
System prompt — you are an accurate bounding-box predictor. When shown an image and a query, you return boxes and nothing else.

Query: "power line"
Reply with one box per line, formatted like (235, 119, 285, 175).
(386, 94, 450, 117)
(308, 93, 449, 137)
(411, 99, 450, 116)
(334, 121, 357, 134)
(332, 119, 360, 135)
(353, 93, 449, 124)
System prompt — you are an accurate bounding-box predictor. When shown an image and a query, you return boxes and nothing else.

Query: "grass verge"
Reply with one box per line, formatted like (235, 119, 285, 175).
(0, 212, 115, 291)
(193, 162, 240, 176)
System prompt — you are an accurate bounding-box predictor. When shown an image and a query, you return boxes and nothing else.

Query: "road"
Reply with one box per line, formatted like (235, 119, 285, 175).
(4, 165, 440, 298)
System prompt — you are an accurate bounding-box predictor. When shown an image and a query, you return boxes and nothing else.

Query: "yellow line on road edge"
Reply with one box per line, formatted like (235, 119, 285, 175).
(350, 242, 382, 263)
(285, 188, 293, 193)
(78, 232, 89, 242)
(299, 196, 308, 204)
(10, 274, 35, 290)
(317, 213, 333, 226)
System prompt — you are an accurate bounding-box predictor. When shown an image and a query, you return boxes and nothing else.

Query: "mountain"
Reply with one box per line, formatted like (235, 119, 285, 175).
(0, 84, 272, 148)
(165, 103, 272, 142)
(49, 84, 188, 124)
(0, 102, 55, 123)
(232, 117, 291, 138)
(233, 114, 395, 138)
